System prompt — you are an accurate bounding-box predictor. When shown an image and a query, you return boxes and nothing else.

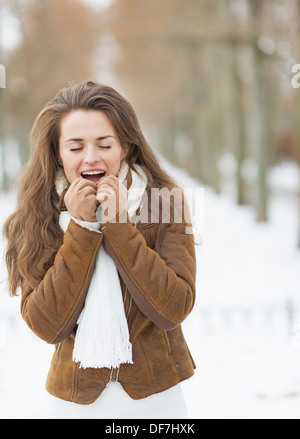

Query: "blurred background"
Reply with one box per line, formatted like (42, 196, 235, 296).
(0, 0, 300, 419)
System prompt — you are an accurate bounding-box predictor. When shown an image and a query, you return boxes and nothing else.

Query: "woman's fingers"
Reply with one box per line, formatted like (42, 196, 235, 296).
(64, 177, 99, 222)
(95, 175, 128, 226)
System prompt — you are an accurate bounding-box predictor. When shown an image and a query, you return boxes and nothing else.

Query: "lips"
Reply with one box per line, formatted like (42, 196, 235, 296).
(81, 169, 106, 185)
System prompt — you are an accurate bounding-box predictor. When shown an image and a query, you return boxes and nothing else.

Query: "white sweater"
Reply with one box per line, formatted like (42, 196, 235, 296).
(45, 382, 189, 419)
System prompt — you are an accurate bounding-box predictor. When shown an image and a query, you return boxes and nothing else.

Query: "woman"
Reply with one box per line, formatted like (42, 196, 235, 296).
(4, 80, 196, 419)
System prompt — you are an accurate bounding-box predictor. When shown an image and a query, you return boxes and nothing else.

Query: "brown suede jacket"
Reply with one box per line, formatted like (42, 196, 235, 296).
(20, 196, 197, 404)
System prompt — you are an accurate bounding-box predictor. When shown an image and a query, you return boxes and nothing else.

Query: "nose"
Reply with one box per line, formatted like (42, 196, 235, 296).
(84, 145, 101, 165)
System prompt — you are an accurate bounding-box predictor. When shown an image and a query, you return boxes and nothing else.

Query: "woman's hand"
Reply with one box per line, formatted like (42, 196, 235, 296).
(64, 178, 99, 222)
(96, 175, 128, 226)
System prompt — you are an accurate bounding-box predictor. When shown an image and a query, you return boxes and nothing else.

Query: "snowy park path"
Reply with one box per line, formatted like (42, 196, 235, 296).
(0, 161, 300, 419)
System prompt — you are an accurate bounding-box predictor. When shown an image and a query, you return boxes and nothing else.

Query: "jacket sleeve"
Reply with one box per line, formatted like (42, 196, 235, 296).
(20, 220, 103, 344)
(102, 217, 196, 330)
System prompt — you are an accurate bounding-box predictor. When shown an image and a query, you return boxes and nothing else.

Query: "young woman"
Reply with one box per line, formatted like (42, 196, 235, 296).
(3, 80, 196, 419)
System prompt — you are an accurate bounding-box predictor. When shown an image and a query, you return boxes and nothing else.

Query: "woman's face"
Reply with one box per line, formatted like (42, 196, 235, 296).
(59, 109, 126, 185)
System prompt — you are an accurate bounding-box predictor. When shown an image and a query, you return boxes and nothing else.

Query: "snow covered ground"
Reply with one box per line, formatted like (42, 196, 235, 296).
(0, 160, 300, 419)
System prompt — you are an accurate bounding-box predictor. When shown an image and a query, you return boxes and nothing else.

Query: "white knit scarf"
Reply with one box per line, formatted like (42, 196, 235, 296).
(58, 163, 147, 369)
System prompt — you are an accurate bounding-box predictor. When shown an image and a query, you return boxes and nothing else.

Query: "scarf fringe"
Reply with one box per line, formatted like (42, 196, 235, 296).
(72, 245, 133, 369)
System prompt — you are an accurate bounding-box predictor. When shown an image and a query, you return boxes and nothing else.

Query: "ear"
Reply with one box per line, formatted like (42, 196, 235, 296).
(121, 143, 129, 161)
(57, 155, 63, 166)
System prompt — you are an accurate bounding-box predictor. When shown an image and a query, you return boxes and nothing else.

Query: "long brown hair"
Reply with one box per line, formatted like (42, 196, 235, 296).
(3, 80, 179, 296)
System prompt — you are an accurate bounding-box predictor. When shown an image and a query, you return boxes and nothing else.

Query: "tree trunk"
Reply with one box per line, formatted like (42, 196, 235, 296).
(253, 48, 272, 222)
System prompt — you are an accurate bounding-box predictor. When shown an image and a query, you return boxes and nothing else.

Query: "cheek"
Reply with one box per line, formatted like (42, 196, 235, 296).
(60, 153, 81, 181)
(108, 150, 123, 172)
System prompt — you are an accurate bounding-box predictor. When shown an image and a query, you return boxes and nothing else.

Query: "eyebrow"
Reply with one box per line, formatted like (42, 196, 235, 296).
(65, 135, 115, 144)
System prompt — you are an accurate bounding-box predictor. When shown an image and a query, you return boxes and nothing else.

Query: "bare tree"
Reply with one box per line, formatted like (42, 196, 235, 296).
(4, 0, 102, 170)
